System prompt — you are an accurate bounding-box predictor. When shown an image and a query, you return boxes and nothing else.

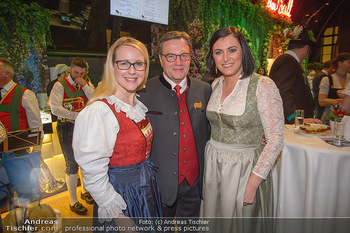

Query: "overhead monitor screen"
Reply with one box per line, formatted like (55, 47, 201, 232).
(110, 0, 169, 25)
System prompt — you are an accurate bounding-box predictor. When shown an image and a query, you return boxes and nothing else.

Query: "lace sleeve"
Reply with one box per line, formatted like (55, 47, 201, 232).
(253, 77, 284, 179)
(97, 193, 127, 223)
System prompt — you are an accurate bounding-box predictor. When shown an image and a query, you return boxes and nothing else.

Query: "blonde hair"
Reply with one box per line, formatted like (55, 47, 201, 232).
(88, 37, 149, 104)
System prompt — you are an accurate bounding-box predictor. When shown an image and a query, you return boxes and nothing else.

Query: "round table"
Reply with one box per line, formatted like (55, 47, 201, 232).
(272, 125, 350, 233)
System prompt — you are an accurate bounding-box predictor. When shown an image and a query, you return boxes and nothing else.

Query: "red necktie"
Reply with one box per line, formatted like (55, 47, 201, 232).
(174, 85, 181, 98)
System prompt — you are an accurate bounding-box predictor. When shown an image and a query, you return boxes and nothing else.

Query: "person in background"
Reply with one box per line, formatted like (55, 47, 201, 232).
(312, 60, 333, 119)
(47, 64, 69, 98)
(257, 66, 266, 75)
(49, 57, 95, 215)
(138, 31, 211, 218)
(269, 26, 322, 124)
(47, 64, 69, 121)
(73, 37, 162, 231)
(318, 53, 350, 122)
(340, 82, 350, 112)
(200, 26, 284, 232)
(0, 57, 43, 153)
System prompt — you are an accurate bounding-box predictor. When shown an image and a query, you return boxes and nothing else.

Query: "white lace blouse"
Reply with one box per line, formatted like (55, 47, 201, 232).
(73, 95, 148, 222)
(207, 75, 284, 179)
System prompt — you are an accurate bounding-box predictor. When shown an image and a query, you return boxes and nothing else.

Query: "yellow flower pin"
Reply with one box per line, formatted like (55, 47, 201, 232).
(194, 102, 202, 109)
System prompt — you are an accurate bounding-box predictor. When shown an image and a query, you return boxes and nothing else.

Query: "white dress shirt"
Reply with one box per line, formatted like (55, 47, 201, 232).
(285, 50, 300, 63)
(163, 72, 188, 94)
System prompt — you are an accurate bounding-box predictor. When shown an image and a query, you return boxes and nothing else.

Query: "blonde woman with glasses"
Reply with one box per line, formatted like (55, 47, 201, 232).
(73, 37, 162, 232)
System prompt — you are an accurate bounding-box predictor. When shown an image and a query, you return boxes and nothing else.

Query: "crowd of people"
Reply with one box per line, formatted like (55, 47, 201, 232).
(317, 53, 350, 119)
(1, 24, 350, 233)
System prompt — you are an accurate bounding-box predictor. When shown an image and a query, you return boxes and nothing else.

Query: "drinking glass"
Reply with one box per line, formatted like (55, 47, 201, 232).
(295, 109, 304, 130)
(333, 121, 345, 147)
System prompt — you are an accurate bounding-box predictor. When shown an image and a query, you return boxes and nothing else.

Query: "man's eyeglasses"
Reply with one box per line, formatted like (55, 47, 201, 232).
(114, 60, 147, 71)
(161, 53, 191, 62)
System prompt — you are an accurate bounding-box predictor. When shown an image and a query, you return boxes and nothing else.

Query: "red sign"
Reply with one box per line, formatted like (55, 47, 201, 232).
(266, 0, 293, 18)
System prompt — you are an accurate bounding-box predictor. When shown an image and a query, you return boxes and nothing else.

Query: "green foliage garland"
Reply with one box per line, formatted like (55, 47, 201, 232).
(188, 19, 206, 79)
(168, 0, 201, 32)
(0, 0, 52, 71)
(199, 0, 291, 74)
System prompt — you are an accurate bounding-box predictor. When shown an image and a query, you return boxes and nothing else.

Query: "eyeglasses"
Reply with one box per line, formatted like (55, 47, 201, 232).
(114, 60, 147, 71)
(161, 53, 191, 62)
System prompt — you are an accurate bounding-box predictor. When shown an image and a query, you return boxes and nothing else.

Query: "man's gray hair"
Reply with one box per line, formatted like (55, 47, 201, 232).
(0, 58, 14, 77)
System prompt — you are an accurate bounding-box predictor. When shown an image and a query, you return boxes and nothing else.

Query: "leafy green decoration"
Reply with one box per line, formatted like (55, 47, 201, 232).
(0, 0, 52, 71)
(199, 0, 291, 75)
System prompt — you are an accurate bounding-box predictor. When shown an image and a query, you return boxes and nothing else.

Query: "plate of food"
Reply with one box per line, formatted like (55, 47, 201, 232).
(295, 124, 331, 137)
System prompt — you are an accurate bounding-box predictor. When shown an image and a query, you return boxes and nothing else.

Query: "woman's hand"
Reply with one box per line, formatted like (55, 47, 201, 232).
(114, 214, 139, 233)
(243, 173, 263, 206)
(337, 89, 345, 98)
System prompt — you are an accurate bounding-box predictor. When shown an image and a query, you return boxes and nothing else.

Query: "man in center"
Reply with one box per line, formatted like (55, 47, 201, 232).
(138, 31, 211, 217)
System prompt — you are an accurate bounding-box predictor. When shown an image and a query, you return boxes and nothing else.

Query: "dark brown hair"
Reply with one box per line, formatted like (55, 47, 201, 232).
(157, 31, 192, 55)
(206, 27, 255, 79)
(71, 57, 87, 69)
(332, 53, 350, 69)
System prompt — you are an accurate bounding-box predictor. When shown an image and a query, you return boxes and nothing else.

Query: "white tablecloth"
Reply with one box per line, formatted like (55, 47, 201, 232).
(273, 125, 350, 217)
(272, 125, 350, 232)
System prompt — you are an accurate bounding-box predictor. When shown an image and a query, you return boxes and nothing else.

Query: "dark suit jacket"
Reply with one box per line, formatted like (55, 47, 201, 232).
(269, 54, 314, 123)
(138, 74, 211, 206)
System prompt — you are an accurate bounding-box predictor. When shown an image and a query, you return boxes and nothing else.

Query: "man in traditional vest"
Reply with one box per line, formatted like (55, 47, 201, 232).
(0, 57, 43, 153)
(50, 57, 95, 215)
(139, 31, 211, 217)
